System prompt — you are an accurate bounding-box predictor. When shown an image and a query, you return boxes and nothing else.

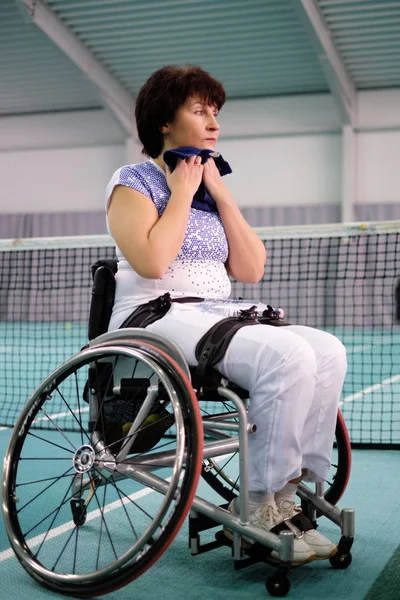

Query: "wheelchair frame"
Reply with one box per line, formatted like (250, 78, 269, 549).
(1, 262, 355, 598)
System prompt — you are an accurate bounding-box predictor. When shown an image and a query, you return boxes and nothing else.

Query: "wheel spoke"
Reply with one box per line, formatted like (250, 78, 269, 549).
(230, 475, 240, 492)
(53, 389, 91, 443)
(92, 480, 118, 569)
(26, 431, 75, 455)
(19, 457, 73, 460)
(92, 465, 155, 522)
(112, 482, 139, 541)
(220, 401, 239, 422)
(16, 473, 76, 487)
(215, 452, 236, 474)
(17, 466, 74, 514)
(31, 476, 75, 554)
(74, 371, 84, 447)
(51, 521, 77, 572)
(73, 526, 79, 575)
(38, 407, 78, 451)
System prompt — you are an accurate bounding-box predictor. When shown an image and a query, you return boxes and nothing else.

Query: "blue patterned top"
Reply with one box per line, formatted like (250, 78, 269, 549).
(105, 160, 232, 329)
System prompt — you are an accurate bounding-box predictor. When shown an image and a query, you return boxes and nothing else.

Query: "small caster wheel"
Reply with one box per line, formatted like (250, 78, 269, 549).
(329, 551, 352, 569)
(266, 573, 290, 597)
(70, 499, 87, 526)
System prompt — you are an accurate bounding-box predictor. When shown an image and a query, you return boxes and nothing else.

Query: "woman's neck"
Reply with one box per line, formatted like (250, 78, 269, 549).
(153, 155, 166, 172)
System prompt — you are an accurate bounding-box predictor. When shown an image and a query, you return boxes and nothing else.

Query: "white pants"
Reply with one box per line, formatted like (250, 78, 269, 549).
(142, 303, 347, 494)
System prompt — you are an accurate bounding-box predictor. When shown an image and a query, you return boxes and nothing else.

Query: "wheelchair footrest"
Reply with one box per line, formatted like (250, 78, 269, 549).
(215, 531, 271, 571)
(214, 530, 275, 570)
(189, 505, 285, 571)
(189, 503, 230, 555)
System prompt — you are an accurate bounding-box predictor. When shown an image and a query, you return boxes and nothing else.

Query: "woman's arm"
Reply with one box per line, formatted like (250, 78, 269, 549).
(108, 157, 204, 278)
(203, 159, 266, 283)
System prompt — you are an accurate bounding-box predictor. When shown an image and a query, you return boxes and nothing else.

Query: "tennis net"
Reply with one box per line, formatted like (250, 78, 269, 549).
(1, 221, 399, 448)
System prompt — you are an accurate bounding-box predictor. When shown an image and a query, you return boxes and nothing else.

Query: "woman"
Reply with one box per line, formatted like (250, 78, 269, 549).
(105, 65, 347, 566)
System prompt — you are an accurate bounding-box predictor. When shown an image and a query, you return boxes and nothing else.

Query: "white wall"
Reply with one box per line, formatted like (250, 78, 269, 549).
(219, 134, 342, 206)
(357, 131, 400, 205)
(0, 109, 126, 152)
(0, 144, 124, 213)
(0, 90, 399, 214)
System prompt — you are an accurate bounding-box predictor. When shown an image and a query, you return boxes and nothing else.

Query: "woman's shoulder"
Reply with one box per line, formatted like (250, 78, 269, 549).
(113, 160, 167, 189)
(113, 160, 151, 185)
(105, 160, 169, 213)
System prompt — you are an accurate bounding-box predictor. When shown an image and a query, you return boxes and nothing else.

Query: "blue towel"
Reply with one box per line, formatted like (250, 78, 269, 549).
(163, 146, 232, 213)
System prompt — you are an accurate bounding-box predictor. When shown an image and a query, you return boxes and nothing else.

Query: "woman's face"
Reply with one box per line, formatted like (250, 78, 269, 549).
(163, 95, 220, 152)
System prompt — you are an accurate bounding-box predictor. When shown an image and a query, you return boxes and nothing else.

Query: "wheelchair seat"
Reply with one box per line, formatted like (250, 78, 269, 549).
(88, 258, 250, 401)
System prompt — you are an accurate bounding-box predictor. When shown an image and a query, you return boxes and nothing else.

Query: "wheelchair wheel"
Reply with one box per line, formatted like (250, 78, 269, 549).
(200, 395, 240, 500)
(324, 410, 351, 506)
(2, 340, 203, 597)
(201, 409, 351, 506)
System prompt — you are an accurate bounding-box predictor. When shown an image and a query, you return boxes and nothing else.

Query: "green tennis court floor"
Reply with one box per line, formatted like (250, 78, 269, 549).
(0, 426, 398, 600)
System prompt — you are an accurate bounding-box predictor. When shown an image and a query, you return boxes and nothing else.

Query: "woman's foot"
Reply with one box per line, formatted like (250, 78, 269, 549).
(223, 499, 316, 566)
(276, 499, 337, 560)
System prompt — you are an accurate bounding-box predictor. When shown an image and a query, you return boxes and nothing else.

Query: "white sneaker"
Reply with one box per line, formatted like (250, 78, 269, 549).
(276, 500, 337, 560)
(223, 499, 316, 566)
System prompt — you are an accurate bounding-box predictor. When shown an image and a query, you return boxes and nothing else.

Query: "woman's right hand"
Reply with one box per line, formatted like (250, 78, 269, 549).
(166, 155, 204, 199)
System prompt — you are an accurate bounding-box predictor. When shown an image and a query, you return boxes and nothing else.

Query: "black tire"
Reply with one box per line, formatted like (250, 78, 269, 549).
(324, 410, 351, 506)
(2, 340, 203, 597)
(201, 409, 351, 506)
(266, 573, 291, 597)
(329, 551, 352, 569)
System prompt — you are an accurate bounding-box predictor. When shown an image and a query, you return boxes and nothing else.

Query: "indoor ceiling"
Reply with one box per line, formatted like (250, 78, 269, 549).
(1, 0, 399, 118)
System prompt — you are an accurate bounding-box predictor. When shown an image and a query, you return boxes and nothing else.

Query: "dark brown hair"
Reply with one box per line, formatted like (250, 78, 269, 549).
(135, 65, 226, 158)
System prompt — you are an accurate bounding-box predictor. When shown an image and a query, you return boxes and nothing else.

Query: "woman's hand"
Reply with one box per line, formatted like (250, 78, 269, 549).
(202, 157, 226, 199)
(166, 155, 203, 199)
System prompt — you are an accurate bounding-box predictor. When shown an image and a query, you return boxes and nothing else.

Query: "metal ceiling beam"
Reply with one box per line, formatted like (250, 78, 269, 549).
(290, 0, 357, 126)
(19, 0, 134, 135)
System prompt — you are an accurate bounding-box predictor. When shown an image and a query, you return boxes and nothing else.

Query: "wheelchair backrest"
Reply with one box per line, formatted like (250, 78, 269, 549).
(88, 259, 118, 340)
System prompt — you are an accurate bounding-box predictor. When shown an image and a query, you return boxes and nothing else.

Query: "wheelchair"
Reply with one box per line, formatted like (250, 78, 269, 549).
(2, 259, 354, 598)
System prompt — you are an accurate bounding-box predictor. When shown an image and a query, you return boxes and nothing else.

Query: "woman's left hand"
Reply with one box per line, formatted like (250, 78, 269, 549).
(202, 158, 226, 199)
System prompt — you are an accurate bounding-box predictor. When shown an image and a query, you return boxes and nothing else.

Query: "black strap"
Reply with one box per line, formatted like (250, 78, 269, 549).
(269, 512, 316, 537)
(193, 305, 290, 395)
(119, 293, 204, 329)
(120, 293, 172, 329)
(289, 511, 316, 533)
(119, 295, 291, 396)
(194, 309, 260, 392)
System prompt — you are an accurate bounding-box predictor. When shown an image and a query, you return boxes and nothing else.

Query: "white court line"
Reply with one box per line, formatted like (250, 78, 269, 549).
(0, 408, 89, 430)
(346, 337, 395, 353)
(0, 482, 160, 564)
(0, 347, 73, 354)
(32, 407, 89, 425)
(339, 373, 400, 406)
(346, 345, 373, 353)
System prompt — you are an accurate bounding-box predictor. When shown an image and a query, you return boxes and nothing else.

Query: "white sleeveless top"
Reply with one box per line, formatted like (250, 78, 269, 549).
(105, 159, 232, 329)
